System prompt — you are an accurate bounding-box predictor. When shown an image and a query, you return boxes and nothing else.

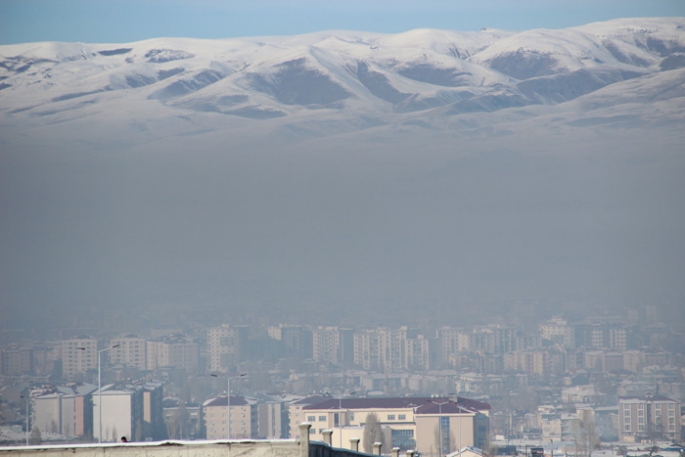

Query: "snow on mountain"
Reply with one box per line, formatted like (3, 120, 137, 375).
(1, 17, 684, 140)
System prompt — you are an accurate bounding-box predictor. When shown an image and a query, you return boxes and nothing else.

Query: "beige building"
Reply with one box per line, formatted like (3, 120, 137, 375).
(301, 396, 490, 452)
(110, 335, 147, 370)
(289, 395, 329, 439)
(414, 401, 487, 457)
(540, 317, 575, 348)
(146, 334, 198, 372)
(619, 394, 681, 442)
(258, 402, 283, 439)
(0, 345, 33, 376)
(61, 337, 97, 379)
(303, 396, 419, 449)
(203, 395, 251, 439)
(353, 327, 435, 371)
(208, 325, 247, 372)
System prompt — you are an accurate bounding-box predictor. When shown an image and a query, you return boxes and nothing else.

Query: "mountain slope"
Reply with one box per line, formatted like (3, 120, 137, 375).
(1, 17, 684, 141)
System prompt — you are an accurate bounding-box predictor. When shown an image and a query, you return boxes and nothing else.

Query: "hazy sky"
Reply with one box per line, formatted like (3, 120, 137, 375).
(1, 5, 684, 332)
(1, 0, 684, 44)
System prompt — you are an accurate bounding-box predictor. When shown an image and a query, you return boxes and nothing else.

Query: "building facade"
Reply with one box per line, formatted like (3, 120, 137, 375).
(203, 395, 252, 440)
(619, 394, 681, 442)
(61, 338, 97, 379)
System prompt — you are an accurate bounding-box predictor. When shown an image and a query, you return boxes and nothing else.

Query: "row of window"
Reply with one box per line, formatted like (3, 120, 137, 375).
(307, 413, 407, 422)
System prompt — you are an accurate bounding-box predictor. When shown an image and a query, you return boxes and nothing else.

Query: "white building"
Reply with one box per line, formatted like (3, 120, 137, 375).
(32, 384, 96, 438)
(93, 384, 143, 442)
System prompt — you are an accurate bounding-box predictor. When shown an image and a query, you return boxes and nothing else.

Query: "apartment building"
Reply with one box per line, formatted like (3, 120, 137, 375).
(576, 322, 633, 351)
(313, 327, 354, 366)
(268, 325, 313, 360)
(540, 317, 575, 348)
(0, 345, 33, 376)
(619, 394, 681, 442)
(257, 401, 284, 439)
(110, 335, 147, 370)
(32, 383, 96, 438)
(207, 324, 248, 372)
(203, 395, 251, 439)
(436, 327, 470, 363)
(94, 384, 144, 442)
(61, 337, 97, 379)
(146, 334, 199, 373)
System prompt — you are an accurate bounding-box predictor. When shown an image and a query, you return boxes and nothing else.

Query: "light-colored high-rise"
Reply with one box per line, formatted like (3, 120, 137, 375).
(61, 337, 97, 379)
(208, 324, 247, 373)
(146, 334, 198, 373)
(110, 335, 147, 370)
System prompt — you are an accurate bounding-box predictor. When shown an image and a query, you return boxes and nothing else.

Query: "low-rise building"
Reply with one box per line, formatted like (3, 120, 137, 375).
(203, 395, 251, 439)
(619, 394, 681, 442)
(32, 383, 96, 439)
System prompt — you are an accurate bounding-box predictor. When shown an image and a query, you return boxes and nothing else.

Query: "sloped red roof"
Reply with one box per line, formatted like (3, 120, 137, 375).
(303, 396, 491, 411)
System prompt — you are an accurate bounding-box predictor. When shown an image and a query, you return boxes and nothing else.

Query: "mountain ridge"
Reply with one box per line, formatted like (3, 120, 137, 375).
(1, 17, 684, 143)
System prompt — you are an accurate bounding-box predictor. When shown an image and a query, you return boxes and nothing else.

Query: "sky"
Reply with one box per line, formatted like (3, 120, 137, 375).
(1, 0, 684, 44)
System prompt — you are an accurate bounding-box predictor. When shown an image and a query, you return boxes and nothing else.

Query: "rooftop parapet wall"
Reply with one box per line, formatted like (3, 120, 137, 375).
(0, 440, 299, 457)
(1, 432, 378, 457)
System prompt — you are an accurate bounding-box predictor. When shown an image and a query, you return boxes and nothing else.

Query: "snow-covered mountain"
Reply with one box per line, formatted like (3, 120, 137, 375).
(1, 17, 684, 141)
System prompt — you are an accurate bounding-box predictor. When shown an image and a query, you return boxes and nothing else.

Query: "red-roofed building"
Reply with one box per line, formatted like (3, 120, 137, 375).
(289, 395, 330, 439)
(301, 396, 490, 452)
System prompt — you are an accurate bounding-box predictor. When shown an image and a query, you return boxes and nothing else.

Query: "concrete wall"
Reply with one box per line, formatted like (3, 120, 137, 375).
(1, 440, 300, 457)
(0, 425, 379, 457)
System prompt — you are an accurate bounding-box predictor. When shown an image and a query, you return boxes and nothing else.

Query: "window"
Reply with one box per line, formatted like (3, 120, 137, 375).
(309, 429, 315, 435)
(307, 416, 316, 422)
(350, 414, 355, 421)
(319, 416, 327, 422)
(319, 429, 324, 434)
(624, 425, 630, 432)
(388, 415, 395, 420)
(398, 414, 406, 420)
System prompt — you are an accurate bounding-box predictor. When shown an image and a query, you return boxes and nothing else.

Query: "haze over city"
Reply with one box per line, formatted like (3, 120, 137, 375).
(0, 0, 684, 453)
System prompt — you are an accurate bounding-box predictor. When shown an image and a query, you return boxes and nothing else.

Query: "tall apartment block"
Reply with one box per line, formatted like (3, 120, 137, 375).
(208, 324, 248, 373)
(110, 335, 147, 370)
(61, 337, 97, 379)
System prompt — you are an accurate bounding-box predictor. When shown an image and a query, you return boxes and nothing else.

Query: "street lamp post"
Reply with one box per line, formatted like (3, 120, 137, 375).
(430, 399, 450, 457)
(98, 344, 120, 443)
(337, 391, 356, 448)
(21, 395, 29, 446)
(212, 373, 246, 440)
